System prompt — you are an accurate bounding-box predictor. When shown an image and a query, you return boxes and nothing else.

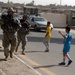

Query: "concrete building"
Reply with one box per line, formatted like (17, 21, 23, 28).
(23, 6, 38, 15)
(0, 1, 75, 27)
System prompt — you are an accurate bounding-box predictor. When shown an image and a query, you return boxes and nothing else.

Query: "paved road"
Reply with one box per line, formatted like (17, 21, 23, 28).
(0, 28, 75, 75)
(15, 28, 75, 75)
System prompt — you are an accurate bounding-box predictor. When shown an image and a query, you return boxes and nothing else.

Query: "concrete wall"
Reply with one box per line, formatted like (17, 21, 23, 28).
(41, 12, 67, 27)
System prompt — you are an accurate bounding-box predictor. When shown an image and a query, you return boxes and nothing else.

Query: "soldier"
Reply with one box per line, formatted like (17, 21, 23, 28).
(1, 7, 21, 61)
(15, 14, 30, 55)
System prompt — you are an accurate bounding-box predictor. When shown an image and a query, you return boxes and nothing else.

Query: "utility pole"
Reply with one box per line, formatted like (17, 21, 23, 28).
(60, 0, 62, 5)
(8, 0, 10, 8)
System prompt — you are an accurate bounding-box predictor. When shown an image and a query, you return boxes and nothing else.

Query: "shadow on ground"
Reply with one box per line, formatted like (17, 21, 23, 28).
(33, 64, 59, 69)
(28, 36, 75, 45)
(25, 51, 44, 53)
(0, 58, 5, 61)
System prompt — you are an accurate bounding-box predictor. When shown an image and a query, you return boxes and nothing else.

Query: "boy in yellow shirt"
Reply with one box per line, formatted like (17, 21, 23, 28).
(43, 21, 51, 52)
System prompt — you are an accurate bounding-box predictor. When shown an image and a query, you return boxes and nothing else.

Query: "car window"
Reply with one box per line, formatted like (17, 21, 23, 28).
(34, 17, 46, 21)
(28, 17, 32, 21)
(2, 12, 7, 16)
(31, 17, 34, 21)
(13, 13, 19, 18)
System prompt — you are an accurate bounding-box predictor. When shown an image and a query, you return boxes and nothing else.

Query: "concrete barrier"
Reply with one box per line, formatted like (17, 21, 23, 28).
(41, 12, 67, 27)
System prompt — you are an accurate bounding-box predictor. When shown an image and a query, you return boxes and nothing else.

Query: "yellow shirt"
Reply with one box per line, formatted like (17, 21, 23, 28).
(46, 26, 51, 38)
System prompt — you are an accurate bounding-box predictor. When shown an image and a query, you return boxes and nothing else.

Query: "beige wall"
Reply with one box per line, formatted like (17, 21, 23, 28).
(41, 12, 67, 27)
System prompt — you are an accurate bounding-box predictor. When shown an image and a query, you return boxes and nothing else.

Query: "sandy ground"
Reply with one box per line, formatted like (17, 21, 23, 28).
(0, 47, 39, 75)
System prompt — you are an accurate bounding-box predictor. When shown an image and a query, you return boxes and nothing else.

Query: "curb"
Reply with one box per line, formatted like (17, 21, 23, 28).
(14, 55, 42, 75)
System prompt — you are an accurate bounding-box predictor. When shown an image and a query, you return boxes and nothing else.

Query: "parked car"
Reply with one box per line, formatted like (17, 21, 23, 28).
(13, 13, 22, 20)
(28, 16, 47, 31)
(1, 11, 22, 20)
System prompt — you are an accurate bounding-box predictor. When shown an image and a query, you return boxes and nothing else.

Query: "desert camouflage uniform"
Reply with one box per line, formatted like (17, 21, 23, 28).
(15, 16, 30, 54)
(1, 13, 21, 59)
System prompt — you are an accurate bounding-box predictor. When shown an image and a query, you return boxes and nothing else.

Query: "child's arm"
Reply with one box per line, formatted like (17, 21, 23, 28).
(58, 31, 66, 39)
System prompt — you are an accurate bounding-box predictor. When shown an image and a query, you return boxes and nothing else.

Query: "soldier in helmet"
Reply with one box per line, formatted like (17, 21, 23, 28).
(15, 14, 30, 55)
(1, 7, 21, 61)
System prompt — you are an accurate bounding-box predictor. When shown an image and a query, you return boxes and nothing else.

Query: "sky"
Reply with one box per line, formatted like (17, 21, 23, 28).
(0, 0, 75, 6)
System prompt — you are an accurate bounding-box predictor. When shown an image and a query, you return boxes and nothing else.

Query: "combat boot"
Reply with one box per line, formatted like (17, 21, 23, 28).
(45, 49, 49, 52)
(22, 50, 25, 55)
